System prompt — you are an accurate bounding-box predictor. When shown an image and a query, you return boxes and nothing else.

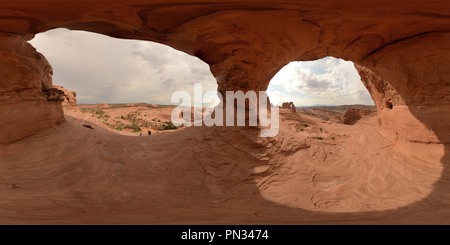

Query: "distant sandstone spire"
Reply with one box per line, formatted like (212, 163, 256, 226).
(53, 85, 77, 107)
(281, 102, 296, 112)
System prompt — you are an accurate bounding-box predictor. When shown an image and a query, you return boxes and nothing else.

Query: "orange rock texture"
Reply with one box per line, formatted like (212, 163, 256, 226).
(0, 0, 449, 143)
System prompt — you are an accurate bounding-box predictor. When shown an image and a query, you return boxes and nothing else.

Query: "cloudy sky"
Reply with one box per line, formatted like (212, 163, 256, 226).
(267, 58, 374, 106)
(29, 28, 373, 106)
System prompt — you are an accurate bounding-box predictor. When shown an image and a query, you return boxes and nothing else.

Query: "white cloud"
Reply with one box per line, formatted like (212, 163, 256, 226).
(268, 57, 374, 106)
(29, 29, 373, 107)
(29, 28, 219, 105)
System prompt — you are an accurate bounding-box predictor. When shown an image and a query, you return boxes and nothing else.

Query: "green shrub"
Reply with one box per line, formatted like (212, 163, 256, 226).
(80, 108, 90, 113)
(159, 121, 178, 131)
(125, 123, 141, 132)
(95, 109, 106, 116)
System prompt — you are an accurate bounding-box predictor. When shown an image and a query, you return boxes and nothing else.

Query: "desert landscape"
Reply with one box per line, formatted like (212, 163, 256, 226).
(1, 0, 450, 224)
(0, 99, 447, 224)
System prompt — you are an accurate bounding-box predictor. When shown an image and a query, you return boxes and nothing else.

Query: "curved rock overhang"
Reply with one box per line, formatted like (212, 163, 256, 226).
(0, 0, 449, 143)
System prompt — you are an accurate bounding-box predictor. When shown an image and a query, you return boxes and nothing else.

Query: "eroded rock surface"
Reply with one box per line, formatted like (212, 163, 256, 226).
(0, 34, 64, 144)
(341, 108, 374, 125)
(54, 85, 77, 107)
(282, 102, 296, 112)
(0, 0, 449, 143)
(341, 108, 362, 125)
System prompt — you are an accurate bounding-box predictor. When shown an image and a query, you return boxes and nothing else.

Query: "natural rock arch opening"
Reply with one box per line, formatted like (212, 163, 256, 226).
(267, 57, 376, 126)
(0, 1, 449, 223)
(25, 28, 221, 136)
(1, 2, 448, 145)
(267, 57, 374, 107)
(29, 28, 219, 106)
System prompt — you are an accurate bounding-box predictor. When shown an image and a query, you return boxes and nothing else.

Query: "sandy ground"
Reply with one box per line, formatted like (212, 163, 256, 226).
(0, 106, 448, 224)
(72, 104, 182, 136)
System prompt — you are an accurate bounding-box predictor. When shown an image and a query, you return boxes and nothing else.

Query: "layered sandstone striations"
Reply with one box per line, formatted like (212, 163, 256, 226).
(0, 1, 450, 224)
(0, 34, 64, 144)
(0, 1, 449, 143)
(54, 85, 77, 107)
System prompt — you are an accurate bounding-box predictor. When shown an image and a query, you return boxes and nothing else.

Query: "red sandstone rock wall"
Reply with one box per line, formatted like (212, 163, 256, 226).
(54, 85, 77, 107)
(0, 34, 65, 144)
(0, 1, 449, 143)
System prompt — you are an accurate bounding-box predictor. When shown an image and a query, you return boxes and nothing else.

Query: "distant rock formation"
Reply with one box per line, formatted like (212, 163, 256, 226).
(341, 109, 362, 125)
(0, 1, 450, 143)
(281, 102, 296, 112)
(341, 108, 375, 125)
(53, 85, 77, 107)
